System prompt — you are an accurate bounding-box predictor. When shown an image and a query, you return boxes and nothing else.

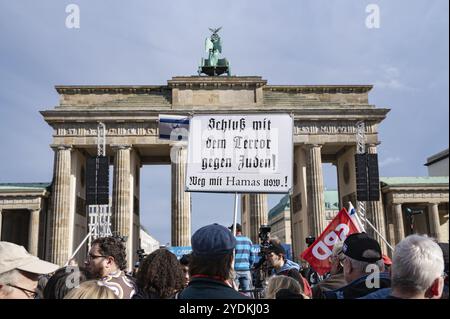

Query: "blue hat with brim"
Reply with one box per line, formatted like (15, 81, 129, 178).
(191, 224, 236, 257)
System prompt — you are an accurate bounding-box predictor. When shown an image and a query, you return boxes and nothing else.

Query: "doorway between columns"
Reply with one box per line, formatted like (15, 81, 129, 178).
(1, 209, 30, 249)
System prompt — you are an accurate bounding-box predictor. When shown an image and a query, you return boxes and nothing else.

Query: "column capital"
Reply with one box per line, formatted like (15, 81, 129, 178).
(50, 144, 72, 151)
(304, 143, 323, 150)
(111, 144, 132, 151)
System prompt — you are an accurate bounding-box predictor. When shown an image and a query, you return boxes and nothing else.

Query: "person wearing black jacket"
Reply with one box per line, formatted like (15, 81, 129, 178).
(177, 224, 250, 299)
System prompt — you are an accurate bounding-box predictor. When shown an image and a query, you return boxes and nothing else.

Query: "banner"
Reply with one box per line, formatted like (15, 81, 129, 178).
(348, 201, 365, 232)
(169, 244, 293, 263)
(300, 208, 359, 275)
(168, 246, 193, 259)
(185, 114, 293, 193)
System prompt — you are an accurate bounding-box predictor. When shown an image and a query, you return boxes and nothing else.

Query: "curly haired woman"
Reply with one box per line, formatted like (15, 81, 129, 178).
(133, 249, 184, 299)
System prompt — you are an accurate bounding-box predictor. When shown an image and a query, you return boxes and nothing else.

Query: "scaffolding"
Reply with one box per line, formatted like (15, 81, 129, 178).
(355, 121, 367, 229)
(66, 122, 112, 265)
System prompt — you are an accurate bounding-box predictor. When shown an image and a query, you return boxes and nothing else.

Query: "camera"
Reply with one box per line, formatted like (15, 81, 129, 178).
(258, 225, 271, 249)
(252, 225, 273, 293)
(305, 236, 316, 247)
(406, 208, 423, 216)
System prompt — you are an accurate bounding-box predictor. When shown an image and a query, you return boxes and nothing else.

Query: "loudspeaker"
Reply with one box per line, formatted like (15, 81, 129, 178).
(96, 156, 109, 205)
(86, 156, 110, 205)
(367, 154, 380, 201)
(355, 153, 369, 201)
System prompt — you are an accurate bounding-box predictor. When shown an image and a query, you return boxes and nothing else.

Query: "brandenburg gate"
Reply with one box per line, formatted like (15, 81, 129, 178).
(40, 75, 389, 269)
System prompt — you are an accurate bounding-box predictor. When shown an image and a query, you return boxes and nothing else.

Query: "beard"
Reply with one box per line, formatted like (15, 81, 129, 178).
(86, 264, 104, 279)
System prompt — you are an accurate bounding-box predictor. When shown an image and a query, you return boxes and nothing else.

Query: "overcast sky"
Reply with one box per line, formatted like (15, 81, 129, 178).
(0, 0, 448, 246)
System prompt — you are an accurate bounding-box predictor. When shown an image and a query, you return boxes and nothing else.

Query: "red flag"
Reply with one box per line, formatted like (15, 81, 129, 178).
(300, 207, 359, 275)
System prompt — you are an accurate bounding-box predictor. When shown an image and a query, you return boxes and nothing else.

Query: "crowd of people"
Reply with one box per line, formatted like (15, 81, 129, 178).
(0, 223, 448, 300)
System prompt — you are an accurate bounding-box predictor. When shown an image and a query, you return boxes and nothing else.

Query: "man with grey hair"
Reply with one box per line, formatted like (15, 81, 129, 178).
(0, 241, 59, 299)
(388, 235, 444, 299)
(324, 233, 390, 299)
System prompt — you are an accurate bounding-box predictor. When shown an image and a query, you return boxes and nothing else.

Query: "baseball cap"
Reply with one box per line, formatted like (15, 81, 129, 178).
(342, 233, 382, 263)
(191, 224, 236, 257)
(0, 241, 59, 275)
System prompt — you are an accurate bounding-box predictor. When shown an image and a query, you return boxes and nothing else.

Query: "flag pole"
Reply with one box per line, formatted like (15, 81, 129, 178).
(231, 193, 239, 291)
(65, 226, 95, 266)
(349, 201, 394, 252)
(232, 193, 239, 237)
(359, 215, 395, 252)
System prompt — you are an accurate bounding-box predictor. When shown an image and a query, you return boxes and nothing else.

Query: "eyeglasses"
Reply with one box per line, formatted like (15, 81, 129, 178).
(87, 253, 107, 261)
(7, 284, 37, 299)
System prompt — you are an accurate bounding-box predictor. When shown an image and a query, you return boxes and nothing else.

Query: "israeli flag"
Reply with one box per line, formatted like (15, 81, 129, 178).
(158, 114, 190, 141)
(348, 201, 365, 233)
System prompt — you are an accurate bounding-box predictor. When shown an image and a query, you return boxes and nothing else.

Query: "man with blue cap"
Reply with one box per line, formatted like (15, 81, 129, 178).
(177, 224, 250, 299)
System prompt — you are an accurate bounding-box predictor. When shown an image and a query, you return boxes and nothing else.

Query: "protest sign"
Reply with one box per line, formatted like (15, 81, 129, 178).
(185, 114, 293, 193)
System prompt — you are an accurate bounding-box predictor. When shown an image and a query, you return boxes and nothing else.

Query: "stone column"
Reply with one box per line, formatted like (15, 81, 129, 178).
(393, 203, 405, 244)
(0, 209, 3, 239)
(333, 162, 341, 208)
(306, 144, 326, 237)
(428, 203, 442, 242)
(28, 209, 40, 256)
(248, 194, 268, 243)
(171, 145, 191, 246)
(366, 144, 387, 252)
(112, 145, 132, 239)
(48, 145, 72, 265)
(240, 194, 251, 237)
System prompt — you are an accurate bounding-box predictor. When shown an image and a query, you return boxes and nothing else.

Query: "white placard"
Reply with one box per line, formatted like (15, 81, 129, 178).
(185, 114, 293, 193)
